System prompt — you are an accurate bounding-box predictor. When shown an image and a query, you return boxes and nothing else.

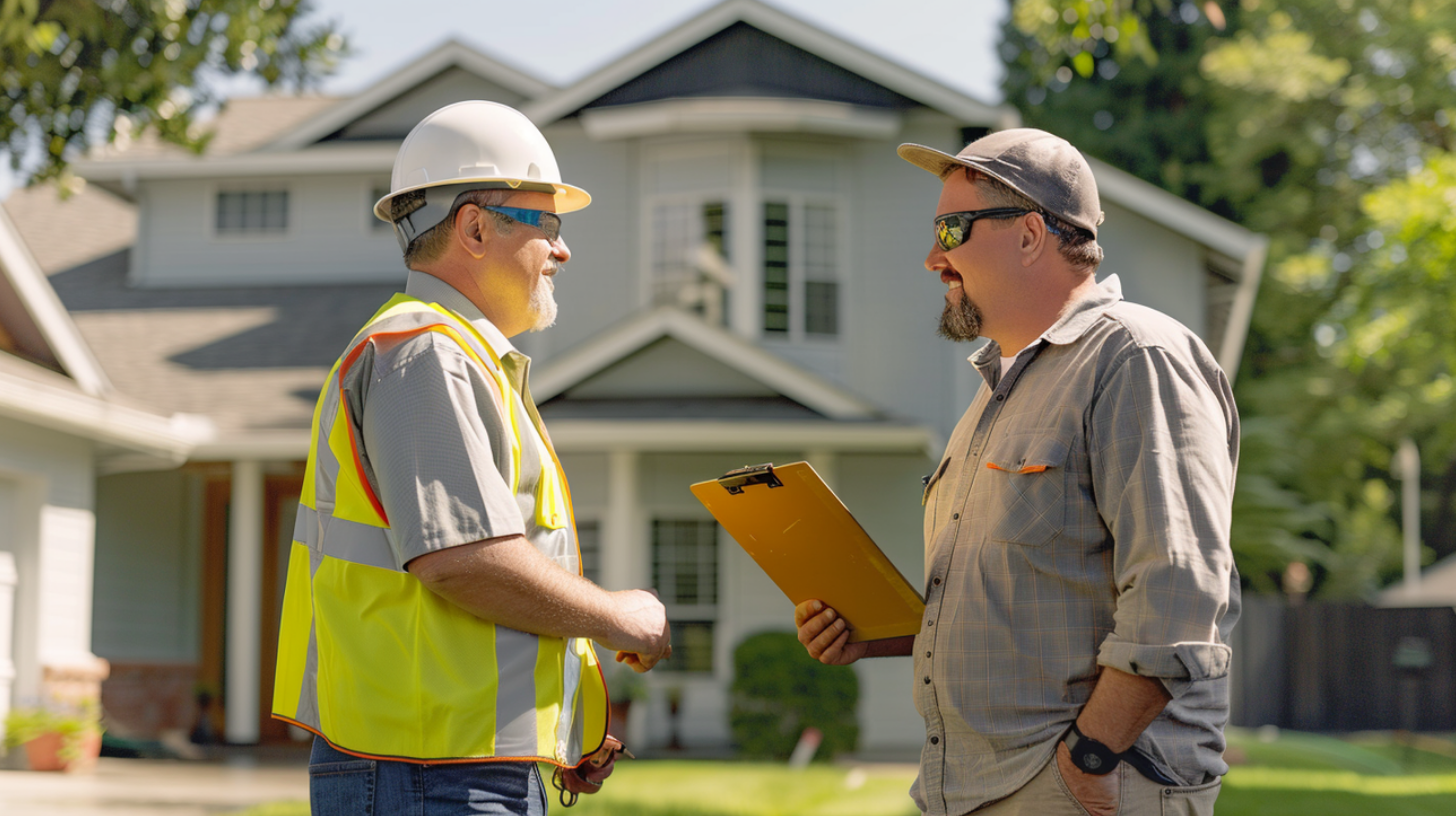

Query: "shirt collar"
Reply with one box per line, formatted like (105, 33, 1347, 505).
(970, 274, 1123, 370)
(405, 270, 519, 360)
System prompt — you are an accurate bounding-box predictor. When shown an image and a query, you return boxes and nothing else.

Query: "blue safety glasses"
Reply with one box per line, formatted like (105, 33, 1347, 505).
(481, 205, 562, 242)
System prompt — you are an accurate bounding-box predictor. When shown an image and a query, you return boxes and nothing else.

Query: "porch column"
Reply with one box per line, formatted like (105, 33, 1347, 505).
(226, 459, 263, 744)
(805, 449, 838, 490)
(602, 450, 645, 592)
(0, 552, 15, 747)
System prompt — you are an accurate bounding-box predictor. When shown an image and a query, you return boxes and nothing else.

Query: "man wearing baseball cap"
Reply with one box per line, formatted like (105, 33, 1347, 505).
(795, 129, 1240, 816)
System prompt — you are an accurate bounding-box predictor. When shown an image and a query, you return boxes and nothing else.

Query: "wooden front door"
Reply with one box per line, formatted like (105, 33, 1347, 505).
(198, 469, 305, 744)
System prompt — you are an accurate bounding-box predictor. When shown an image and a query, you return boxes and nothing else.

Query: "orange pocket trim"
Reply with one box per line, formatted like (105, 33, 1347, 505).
(986, 463, 1049, 474)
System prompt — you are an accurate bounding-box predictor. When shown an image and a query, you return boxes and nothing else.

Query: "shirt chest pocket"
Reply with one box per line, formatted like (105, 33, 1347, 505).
(983, 434, 1070, 547)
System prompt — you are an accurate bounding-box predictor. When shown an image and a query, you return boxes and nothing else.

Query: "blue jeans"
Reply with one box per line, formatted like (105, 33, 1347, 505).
(308, 737, 549, 815)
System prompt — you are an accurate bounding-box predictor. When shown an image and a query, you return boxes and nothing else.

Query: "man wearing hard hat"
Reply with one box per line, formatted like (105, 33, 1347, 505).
(272, 101, 671, 814)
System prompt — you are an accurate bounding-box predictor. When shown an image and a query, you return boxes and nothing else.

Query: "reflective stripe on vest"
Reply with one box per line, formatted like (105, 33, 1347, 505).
(272, 294, 608, 766)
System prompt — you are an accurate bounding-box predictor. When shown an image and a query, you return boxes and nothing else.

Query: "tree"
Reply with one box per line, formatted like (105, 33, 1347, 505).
(1, 0, 345, 186)
(1002, 0, 1456, 597)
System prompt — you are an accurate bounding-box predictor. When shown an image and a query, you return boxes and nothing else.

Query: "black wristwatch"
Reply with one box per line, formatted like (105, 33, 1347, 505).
(1062, 722, 1121, 775)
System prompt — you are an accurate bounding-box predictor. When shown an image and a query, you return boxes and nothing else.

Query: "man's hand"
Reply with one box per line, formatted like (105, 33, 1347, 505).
(795, 600, 868, 665)
(1056, 742, 1119, 816)
(603, 589, 671, 672)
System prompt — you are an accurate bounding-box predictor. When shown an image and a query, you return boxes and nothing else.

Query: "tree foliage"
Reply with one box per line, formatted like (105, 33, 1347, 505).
(1004, 0, 1456, 597)
(1, 0, 344, 186)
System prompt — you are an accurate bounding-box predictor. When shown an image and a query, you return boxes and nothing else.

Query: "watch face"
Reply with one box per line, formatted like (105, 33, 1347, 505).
(1069, 732, 1119, 775)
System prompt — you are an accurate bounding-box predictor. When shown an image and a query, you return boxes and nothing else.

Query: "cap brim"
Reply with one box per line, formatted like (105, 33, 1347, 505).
(373, 178, 592, 222)
(896, 143, 972, 180)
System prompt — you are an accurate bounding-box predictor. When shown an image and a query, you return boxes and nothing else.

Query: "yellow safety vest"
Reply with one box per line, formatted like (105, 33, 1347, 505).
(272, 294, 608, 766)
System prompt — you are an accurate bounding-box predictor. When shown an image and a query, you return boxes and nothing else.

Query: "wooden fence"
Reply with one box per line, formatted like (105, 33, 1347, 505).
(1229, 595, 1456, 732)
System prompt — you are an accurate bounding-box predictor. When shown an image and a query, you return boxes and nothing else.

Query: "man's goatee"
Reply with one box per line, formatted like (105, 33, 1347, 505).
(937, 295, 982, 342)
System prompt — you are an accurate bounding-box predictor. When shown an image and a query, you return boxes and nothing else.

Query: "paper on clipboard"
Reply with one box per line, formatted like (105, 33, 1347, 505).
(690, 462, 925, 643)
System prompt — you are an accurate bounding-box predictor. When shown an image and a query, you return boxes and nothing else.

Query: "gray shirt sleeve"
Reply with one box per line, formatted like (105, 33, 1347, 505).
(355, 332, 527, 568)
(1089, 345, 1238, 698)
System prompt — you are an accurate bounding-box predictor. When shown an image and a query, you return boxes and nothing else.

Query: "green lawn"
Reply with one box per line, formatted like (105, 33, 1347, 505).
(237, 729, 1456, 816)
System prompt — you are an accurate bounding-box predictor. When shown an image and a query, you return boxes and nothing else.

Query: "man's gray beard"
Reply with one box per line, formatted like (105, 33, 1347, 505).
(528, 264, 560, 332)
(937, 294, 982, 341)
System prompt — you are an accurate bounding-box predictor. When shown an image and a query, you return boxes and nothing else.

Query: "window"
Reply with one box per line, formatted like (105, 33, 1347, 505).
(216, 190, 288, 235)
(577, 520, 601, 586)
(762, 200, 840, 337)
(650, 200, 731, 324)
(370, 186, 392, 233)
(651, 519, 719, 673)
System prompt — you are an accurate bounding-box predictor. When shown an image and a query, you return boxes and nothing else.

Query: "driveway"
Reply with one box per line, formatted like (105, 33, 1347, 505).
(0, 756, 308, 815)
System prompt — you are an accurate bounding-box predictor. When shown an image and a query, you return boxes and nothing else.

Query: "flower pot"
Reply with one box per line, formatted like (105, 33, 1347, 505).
(23, 729, 102, 773)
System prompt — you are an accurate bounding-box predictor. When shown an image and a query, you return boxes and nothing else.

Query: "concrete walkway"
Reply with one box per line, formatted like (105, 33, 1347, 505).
(0, 756, 308, 816)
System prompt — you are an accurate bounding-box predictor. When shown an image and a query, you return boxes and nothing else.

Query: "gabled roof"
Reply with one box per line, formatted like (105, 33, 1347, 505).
(0, 200, 111, 396)
(262, 39, 554, 152)
(524, 0, 1015, 127)
(533, 306, 880, 421)
(0, 202, 199, 463)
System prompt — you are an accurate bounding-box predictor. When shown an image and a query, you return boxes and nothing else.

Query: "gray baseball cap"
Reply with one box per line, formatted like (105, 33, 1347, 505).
(898, 128, 1104, 237)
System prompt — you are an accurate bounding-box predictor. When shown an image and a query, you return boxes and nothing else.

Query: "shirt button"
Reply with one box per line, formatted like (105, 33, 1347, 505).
(995, 394, 1004, 401)
(930, 736, 940, 745)
(933, 577, 942, 585)
(926, 651, 932, 658)
(951, 513, 959, 520)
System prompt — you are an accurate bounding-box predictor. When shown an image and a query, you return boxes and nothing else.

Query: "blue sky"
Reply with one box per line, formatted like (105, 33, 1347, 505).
(304, 0, 1006, 100)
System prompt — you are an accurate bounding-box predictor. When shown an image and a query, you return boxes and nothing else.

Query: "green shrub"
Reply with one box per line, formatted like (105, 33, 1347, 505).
(4, 704, 102, 761)
(729, 631, 858, 760)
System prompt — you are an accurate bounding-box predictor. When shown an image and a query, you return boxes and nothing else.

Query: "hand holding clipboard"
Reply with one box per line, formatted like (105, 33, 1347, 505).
(690, 462, 925, 644)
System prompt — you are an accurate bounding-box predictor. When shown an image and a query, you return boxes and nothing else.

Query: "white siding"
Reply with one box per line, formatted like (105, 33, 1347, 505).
(1096, 201, 1207, 337)
(0, 417, 96, 704)
(90, 470, 201, 663)
(133, 176, 405, 287)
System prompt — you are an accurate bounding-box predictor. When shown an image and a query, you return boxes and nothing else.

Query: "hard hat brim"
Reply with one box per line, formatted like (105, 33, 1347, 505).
(373, 178, 592, 223)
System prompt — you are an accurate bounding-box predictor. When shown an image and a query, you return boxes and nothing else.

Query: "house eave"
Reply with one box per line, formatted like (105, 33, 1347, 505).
(73, 144, 399, 182)
(580, 97, 904, 141)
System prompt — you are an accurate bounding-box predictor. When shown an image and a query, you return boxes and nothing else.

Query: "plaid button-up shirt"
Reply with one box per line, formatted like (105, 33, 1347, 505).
(911, 276, 1241, 816)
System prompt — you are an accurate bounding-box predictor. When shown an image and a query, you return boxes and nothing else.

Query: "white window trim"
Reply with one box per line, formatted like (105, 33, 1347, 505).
(757, 140, 850, 346)
(207, 181, 294, 243)
(637, 136, 756, 336)
(646, 512, 722, 677)
(758, 193, 847, 344)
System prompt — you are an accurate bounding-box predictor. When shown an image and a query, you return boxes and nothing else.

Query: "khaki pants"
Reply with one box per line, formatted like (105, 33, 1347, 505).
(971, 755, 1221, 816)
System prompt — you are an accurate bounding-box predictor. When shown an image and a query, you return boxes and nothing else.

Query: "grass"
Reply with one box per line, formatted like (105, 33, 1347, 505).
(233, 730, 1456, 816)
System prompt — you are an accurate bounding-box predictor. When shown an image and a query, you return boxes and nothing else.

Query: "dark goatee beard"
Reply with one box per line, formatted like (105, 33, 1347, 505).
(937, 293, 983, 341)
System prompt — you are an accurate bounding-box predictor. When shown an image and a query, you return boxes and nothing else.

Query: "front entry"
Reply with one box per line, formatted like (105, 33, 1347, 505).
(199, 468, 304, 744)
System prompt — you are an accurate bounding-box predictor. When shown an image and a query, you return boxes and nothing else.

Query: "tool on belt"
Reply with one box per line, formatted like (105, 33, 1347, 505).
(550, 734, 634, 807)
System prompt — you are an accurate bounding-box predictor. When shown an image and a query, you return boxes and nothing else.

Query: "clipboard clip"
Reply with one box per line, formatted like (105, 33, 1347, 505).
(717, 463, 783, 495)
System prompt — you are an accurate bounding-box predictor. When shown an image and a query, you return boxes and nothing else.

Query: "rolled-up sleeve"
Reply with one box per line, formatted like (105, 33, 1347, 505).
(1088, 345, 1238, 699)
(355, 333, 526, 569)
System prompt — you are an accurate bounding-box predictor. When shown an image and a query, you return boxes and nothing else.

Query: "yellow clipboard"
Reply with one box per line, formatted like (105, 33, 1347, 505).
(690, 462, 925, 643)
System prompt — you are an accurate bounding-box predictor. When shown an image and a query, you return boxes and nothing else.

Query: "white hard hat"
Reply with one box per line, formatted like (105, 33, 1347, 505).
(374, 100, 591, 253)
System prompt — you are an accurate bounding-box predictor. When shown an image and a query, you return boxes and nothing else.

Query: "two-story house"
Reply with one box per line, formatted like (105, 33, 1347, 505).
(2, 0, 1266, 756)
